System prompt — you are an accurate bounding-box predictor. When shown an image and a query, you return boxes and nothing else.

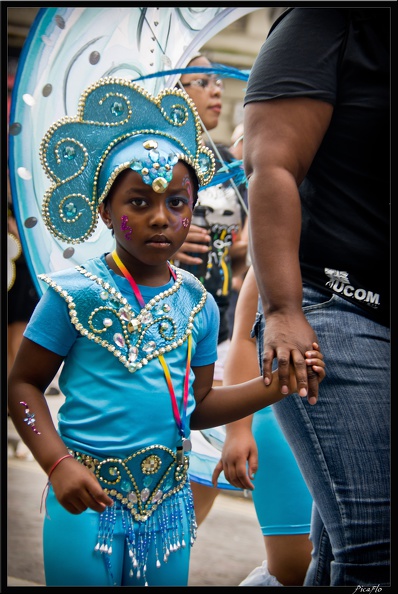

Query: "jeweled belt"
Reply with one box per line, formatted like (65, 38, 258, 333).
(68, 444, 189, 522)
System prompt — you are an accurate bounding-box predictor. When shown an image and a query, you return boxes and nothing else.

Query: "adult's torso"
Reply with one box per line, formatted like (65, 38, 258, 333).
(245, 8, 390, 326)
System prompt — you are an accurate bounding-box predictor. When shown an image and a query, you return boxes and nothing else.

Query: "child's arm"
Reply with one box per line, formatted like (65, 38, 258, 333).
(8, 337, 114, 514)
(211, 266, 268, 490)
(211, 343, 323, 489)
(190, 346, 325, 430)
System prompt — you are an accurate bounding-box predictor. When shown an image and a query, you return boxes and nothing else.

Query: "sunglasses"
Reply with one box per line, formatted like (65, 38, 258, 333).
(181, 75, 224, 91)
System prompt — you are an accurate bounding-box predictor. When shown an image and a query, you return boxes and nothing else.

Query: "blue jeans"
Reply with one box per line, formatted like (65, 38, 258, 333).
(255, 285, 390, 586)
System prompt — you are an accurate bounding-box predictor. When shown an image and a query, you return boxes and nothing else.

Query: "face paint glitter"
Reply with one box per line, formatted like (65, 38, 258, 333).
(182, 174, 194, 209)
(121, 215, 132, 240)
(182, 217, 190, 228)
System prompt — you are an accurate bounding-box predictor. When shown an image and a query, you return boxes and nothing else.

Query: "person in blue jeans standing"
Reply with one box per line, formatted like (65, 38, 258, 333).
(243, 7, 390, 586)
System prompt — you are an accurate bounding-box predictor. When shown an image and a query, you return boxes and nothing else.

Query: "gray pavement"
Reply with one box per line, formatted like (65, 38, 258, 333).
(7, 392, 265, 587)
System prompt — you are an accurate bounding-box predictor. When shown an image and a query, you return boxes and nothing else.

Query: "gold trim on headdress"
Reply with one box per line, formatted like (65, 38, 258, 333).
(40, 78, 215, 244)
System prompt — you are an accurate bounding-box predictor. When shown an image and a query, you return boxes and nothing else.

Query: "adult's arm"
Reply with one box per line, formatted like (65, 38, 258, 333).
(244, 97, 333, 403)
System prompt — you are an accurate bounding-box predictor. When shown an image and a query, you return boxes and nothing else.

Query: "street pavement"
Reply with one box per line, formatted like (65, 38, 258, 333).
(7, 393, 265, 588)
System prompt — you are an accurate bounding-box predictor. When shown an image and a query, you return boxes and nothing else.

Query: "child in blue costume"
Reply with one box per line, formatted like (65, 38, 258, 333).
(7, 78, 325, 587)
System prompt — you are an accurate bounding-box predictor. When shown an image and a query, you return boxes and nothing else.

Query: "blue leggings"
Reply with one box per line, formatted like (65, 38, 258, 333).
(43, 487, 191, 586)
(251, 406, 312, 536)
(189, 406, 312, 534)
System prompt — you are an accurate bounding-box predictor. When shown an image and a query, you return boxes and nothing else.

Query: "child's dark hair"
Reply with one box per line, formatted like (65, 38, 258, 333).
(186, 162, 199, 207)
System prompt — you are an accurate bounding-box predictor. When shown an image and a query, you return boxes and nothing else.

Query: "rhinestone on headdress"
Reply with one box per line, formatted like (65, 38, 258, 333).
(39, 77, 215, 244)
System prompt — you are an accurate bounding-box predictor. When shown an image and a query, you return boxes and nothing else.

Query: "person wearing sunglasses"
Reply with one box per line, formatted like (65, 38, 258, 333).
(173, 54, 250, 526)
(176, 53, 249, 383)
(181, 74, 224, 91)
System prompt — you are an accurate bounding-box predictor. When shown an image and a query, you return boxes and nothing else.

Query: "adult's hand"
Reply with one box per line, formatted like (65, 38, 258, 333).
(262, 310, 319, 405)
(171, 224, 210, 266)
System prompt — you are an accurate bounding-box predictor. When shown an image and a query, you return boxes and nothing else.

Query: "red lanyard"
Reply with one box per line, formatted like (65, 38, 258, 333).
(111, 250, 191, 445)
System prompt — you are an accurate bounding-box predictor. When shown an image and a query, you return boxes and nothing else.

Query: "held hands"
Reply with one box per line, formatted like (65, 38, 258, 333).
(212, 342, 325, 490)
(262, 313, 321, 405)
(294, 341, 325, 398)
(48, 456, 114, 514)
(171, 224, 210, 266)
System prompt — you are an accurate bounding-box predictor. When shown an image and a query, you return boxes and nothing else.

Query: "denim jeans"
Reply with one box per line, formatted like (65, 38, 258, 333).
(254, 284, 390, 586)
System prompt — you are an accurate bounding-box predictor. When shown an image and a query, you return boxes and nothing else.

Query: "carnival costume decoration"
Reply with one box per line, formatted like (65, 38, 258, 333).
(9, 7, 257, 291)
(36, 78, 216, 585)
(39, 77, 214, 244)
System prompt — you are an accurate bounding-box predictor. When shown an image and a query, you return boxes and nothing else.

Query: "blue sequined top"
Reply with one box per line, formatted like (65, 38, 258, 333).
(24, 255, 219, 459)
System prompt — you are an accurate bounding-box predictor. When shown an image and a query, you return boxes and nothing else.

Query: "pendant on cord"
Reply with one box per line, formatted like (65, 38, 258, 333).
(177, 437, 192, 465)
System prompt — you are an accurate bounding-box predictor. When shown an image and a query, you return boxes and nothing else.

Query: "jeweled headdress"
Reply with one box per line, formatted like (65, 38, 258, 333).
(39, 77, 215, 244)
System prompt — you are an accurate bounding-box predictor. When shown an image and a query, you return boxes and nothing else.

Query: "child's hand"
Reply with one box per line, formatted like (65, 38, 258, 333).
(50, 457, 114, 514)
(304, 342, 326, 382)
(288, 342, 325, 401)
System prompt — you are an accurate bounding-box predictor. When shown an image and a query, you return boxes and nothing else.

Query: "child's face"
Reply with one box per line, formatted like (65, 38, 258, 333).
(99, 162, 196, 266)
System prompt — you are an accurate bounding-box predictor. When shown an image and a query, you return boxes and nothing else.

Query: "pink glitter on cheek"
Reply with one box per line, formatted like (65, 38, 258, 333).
(182, 217, 190, 228)
(120, 215, 132, 240)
